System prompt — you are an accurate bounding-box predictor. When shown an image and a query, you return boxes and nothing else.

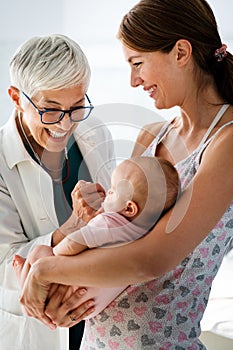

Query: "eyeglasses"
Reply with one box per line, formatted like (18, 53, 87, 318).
(22, 91, 94, 125)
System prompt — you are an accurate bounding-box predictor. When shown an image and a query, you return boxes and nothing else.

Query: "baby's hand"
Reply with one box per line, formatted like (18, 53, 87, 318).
(71, 180, 106, 224)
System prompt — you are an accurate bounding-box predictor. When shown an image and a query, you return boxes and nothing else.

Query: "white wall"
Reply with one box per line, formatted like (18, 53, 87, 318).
(0, 0, 64, 122)
(0, 0, 232, 126)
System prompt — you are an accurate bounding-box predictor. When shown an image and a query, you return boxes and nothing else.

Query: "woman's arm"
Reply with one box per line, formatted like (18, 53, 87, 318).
(26, 125, 233, 289)
(19, 125, 233, 327)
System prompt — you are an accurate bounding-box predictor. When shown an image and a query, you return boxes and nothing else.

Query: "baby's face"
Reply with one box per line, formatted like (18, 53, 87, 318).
(103, 163, 134, 213)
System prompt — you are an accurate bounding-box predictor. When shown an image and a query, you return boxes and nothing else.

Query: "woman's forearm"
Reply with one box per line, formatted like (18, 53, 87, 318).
(33, 247, 150, 288)
(35, 133, 233, 289)
(32, 209, 186, 288)
(36, 167, 233, 290)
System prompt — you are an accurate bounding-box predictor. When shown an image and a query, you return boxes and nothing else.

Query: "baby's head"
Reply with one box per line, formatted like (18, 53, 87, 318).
(103, 156, 180, 229)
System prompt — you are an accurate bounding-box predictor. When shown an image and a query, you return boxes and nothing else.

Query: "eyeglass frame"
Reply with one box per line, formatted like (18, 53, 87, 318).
(21, 91, 94, 125)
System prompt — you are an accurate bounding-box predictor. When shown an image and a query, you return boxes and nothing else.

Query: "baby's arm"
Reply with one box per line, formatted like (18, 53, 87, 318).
(53, 212, 112, 257)
(53, 230, 88, 256)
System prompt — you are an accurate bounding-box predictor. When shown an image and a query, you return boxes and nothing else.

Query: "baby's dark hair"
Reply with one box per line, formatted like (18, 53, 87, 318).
(127, 156, 180, 229)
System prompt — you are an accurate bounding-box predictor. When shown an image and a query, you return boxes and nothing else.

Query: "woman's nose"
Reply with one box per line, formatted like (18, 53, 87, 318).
(130, 72, 143, 88)
(58, 113, 74, 130)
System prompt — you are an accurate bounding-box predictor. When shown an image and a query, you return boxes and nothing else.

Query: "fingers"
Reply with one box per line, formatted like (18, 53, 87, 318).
(73, 195, 104, 216)
(56, 298, 95, 328)
(20, 287, 56, 330)
(73, 180, 105, 195)
(66, 300, 95, 327)
(72, 181, 106, 210)
(22, 303, 56, 330)
(70, 181, 106, 224)
(88, 194, 105, 211)
(45, 284, 70, 317)
(47, 283, 60, 299)
(45, 287, 95, 327)
(19, 264, 56, 329)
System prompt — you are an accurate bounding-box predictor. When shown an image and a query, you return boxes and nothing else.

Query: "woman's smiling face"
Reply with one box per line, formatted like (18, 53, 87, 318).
(20, 85, 86, 154)
(123, 44, 184, 110)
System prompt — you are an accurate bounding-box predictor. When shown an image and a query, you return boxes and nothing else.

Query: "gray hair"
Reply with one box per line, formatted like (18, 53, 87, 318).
(9, 34, 91, 96)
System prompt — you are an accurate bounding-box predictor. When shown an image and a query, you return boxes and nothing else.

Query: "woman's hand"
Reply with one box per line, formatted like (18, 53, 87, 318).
(20, 260, 95, 329)
(45, 284, 95, 327)
(19, 261, 56, 329)
(53, 181, 105, 244)
(71, 180, 105, 224)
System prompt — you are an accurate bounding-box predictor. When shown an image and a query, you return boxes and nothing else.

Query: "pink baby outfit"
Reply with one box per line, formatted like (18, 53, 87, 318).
(81, 105, 233, 349)
(68, 212, 146, 319)
(72, 212, 146, 249)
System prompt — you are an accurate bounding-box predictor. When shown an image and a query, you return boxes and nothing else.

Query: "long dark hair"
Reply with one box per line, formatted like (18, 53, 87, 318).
(118, 0, 233, 104)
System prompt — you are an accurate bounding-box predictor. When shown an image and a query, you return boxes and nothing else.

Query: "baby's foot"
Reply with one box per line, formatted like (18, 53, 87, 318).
(12, 254, 25, 282)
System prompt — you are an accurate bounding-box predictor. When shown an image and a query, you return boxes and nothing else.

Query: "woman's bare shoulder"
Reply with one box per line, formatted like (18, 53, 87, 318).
(132, 121, 166, 156)
(202, 121, 233, 166)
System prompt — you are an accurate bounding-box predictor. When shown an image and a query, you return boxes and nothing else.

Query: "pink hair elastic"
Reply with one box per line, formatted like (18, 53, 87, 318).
(214, 44, 227, 62)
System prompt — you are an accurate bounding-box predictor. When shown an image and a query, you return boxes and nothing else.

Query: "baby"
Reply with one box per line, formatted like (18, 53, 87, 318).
(13, 156, 180, 319)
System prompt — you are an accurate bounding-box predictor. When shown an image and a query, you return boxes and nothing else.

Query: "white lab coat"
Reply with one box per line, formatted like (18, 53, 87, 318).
(0, 111, 115, 350)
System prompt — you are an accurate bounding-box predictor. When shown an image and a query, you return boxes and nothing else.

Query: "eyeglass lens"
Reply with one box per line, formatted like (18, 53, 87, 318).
(41, 107, 92, 124)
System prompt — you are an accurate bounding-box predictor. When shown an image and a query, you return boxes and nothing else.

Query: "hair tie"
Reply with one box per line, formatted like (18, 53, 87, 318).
(214, 44, 227, 62)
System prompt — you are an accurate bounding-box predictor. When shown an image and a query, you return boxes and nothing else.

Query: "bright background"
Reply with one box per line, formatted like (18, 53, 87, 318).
(0, 0, 232, 126)
(0, 1, 233, 338)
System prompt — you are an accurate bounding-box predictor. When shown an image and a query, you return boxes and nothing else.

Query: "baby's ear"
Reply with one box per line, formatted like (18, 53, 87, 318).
(121, 200, 138, 218)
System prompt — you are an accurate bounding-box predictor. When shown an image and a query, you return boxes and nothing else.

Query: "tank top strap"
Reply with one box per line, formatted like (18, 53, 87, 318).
(195, 120, 233, 167)
(202, 120, 233, 148)
(156, 118, 176, 142)
(199, 104, 230, 147)
(142, 118, 175, 157)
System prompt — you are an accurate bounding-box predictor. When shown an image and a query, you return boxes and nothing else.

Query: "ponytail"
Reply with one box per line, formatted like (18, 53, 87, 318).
(211, 50, 233, 104)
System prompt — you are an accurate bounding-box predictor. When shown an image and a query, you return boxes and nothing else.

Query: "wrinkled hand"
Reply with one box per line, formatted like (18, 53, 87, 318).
(45, 284, 95, 327)
(71, 180, 105, 224)
(20, 264, 95, 329)
(20, 261, 56, 329)
(57, 181, 105, 239)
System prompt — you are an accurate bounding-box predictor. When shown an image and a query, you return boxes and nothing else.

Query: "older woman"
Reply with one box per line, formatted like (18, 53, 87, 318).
(0, 34, 115, 350)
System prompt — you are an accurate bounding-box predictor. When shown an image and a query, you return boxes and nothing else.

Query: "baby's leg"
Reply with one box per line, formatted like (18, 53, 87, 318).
(12, 245, 54, 287)
(12, 254, 31, 287)
(12, 254, 26, 285)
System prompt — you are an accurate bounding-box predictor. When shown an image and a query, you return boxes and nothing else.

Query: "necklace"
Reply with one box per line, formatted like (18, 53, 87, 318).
(18, 113, 69, 182)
